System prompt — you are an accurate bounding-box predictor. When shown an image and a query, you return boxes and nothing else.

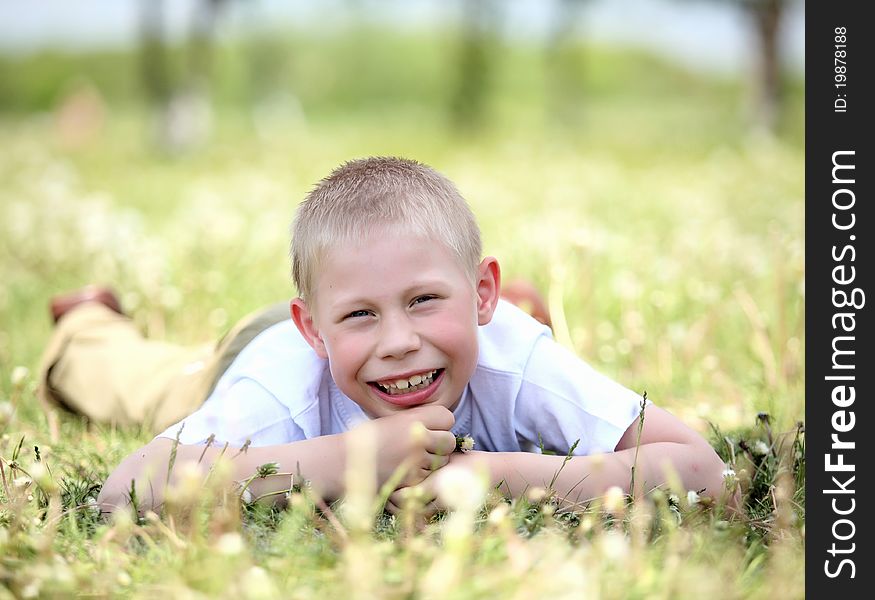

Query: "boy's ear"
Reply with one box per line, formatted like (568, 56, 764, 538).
(290, 298, 328, 359)
(475, 256, 501, 326)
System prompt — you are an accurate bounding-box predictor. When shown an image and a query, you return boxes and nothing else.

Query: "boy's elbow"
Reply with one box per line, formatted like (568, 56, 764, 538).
(98, 438, 172, 515)
(96, 476, 133, 515)
(691, 442, 733, 505)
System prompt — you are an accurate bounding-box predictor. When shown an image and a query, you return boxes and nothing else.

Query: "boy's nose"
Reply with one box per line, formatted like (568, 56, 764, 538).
(376, 314, 421, 359)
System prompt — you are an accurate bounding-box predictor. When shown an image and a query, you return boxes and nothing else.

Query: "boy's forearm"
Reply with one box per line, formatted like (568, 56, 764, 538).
(455, 442, 728, 507)
(98, 434, 347, 514)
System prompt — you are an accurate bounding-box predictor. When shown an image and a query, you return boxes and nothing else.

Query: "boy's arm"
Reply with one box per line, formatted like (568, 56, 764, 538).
(97, 434, 348, 514)
(97, 404, 458, 514)
(398, 405, 730, 510)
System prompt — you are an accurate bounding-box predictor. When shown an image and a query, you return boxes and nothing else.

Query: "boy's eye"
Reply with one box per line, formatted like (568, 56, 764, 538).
(412, 295, 436, 306)
(345, 310, 371, 319)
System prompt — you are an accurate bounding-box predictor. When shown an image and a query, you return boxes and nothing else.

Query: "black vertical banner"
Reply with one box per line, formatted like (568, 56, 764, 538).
(806, 1, 873, 596)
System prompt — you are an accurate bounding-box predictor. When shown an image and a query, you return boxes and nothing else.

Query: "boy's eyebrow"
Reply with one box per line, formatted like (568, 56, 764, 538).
(330, 280, 450, 308)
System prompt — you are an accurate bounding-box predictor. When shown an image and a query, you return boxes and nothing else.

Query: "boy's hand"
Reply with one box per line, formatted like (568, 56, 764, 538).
(353, 404, 457, 488)
(385, 466, 445, 518)
(386, 451, 491, 517)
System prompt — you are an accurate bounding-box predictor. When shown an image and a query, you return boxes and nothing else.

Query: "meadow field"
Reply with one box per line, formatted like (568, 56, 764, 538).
(0, 28, 804, 599)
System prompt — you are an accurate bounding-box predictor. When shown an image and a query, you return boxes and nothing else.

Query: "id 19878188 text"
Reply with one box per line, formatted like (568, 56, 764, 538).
(834, 27, 847, 113)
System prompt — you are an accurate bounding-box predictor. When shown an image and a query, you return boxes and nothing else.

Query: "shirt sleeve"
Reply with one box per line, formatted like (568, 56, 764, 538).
(155, 377, 305, 446)
(514, 335, 648, 456)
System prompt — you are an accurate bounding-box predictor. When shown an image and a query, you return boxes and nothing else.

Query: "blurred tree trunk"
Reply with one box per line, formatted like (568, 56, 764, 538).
(746, 0, 783, 133)
(451, 0, 500, 130)
(189, 0, 228, 90)
(139, 0, 171, 107)
(139, 0, 229, 152)
(680, 0, 791, 133)
(546, 0, 589, 128)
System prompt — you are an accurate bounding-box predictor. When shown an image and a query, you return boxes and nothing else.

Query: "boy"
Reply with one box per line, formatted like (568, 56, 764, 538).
(55, 157, 726, 512)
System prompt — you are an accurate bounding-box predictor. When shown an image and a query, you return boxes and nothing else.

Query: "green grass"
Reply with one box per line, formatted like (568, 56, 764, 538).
(0, 32, 803, 598)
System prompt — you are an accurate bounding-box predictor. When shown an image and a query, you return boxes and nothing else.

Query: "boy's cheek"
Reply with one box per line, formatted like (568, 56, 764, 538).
(323, 339, 361, 374)
(437, 321, 480, 359)
(432, 311, 476, 338)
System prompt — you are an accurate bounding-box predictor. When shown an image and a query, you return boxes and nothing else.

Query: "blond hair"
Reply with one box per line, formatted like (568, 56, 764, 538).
(291, 157, 482, 303)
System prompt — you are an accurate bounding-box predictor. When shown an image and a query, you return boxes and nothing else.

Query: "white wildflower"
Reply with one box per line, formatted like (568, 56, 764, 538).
(241, 566, 277, 599)
(436, 465, 487, 512)
(599, 530, 630, 561)
(30, 462, 58, 495)
(578, 514, 595, 534)
(602, 485, 626, 514)
(215, 532, 245, 556)
(686, 490, 700, 506)
(526, 486, 547, 503)
(455, 435, 475, 453)
(11, 366, 29, 387)
(487, 503, 510, 525)
(20, 580, 41, 599)
(722, 467, 737, 481)
(752, 440, 770, 456)
(0, 401, 13, 426)
(85, 497, 101, 517)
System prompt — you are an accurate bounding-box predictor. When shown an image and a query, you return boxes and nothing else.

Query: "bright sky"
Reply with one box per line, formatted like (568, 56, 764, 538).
(0, 0, 804, 75)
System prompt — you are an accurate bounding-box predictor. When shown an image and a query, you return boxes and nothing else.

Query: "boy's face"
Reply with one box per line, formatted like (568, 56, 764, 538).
(291, 229, 500, 418)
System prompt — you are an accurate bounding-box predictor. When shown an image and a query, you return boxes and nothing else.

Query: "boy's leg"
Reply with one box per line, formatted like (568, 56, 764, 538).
(39, 293, 294, 433)
(38, 302, 215, 432)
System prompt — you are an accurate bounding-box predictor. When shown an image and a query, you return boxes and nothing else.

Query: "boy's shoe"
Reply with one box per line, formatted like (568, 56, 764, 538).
(50, 285, 124, 324)
(501, 279, 552, 329)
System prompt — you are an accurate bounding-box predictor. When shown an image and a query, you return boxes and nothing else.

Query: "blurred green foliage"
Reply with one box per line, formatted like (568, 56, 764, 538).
(0, 27, 803, 142)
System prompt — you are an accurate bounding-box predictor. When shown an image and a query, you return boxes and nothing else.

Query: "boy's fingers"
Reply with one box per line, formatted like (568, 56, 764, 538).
(425, 430, 458, 456)
(414, 405, 455, 431)
(389, 487, 440, 518)
(402, 468, 428, 488)
(421, 499, 442, 520)
(389, 488, 415, 509)
(422, 452, 450, 471)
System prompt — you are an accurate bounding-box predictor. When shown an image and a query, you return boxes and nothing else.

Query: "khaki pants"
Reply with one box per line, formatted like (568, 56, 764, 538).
(37, 301, 292, 433)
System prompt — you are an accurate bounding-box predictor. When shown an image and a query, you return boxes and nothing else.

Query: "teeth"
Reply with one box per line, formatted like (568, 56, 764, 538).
(376, 369, 439, 394)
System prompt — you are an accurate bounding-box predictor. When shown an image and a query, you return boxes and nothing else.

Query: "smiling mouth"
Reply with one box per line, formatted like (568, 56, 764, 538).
(370, 369, 444, 396)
